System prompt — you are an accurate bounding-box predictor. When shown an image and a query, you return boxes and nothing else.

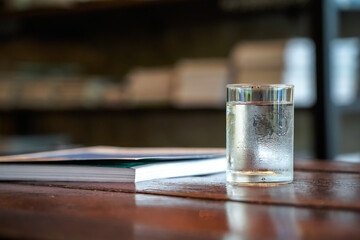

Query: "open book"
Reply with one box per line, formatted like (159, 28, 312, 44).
(0, 146, 226, 182)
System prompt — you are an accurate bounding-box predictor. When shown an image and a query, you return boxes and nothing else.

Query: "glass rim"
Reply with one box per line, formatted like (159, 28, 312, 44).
(227, 84, 294, 89)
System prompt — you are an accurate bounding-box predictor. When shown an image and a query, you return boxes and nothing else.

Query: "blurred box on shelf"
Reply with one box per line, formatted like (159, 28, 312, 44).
(53, 78, 88, 109)
(54, 77, 111, 109)
(231, 40, 286, 70)
(10, 76, 111, 110)
(125, 68, 172, 106)
(230, 38, 316, 107)
(18, 79, 60, 109)
(0, 73, 18, 109)
(172, 59, 229, 108)
(233, 70, 282, 84)
(82, 77, 111, 108)
(100, 82, 129, 108)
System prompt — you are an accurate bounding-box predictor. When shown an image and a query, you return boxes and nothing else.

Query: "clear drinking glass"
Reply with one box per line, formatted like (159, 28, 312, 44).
(226, 84, 294, 185)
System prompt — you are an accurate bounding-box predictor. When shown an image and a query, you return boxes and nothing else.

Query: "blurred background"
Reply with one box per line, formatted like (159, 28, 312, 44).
(0, 0, 359, 161)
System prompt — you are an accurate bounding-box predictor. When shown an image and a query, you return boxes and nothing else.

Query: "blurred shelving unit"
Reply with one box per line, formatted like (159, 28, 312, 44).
(312, 0, 360, 160)
(0, 0, 358, 159)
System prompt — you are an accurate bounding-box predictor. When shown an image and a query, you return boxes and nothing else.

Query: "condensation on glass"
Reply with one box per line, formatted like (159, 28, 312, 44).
(226, 84, 294, 185)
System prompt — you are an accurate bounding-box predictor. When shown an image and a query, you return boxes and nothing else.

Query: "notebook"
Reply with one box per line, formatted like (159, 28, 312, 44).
(0, 146, 226, 182)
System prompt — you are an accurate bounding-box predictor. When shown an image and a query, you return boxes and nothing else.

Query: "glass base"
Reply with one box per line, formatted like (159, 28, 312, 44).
(226, 170, 293, 185)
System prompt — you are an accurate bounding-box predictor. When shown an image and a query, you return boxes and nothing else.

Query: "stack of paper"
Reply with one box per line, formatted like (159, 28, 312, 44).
(0, 146, 226, 182)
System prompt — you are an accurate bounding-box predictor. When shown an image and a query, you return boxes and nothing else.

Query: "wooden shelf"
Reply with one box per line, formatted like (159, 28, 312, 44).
(0, 0, 196, 18)
(0, 105, 318, 114)
(0, 0, 310, 19)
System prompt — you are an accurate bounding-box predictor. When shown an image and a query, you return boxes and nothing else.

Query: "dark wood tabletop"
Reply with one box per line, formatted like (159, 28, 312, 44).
(1, 159, 360, 239)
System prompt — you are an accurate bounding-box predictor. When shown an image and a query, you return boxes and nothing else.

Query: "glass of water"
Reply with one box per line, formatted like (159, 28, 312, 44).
(226, 84, 294, 185)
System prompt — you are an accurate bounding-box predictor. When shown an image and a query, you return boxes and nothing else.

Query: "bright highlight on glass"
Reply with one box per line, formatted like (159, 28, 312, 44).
(226, 84, 294, 185)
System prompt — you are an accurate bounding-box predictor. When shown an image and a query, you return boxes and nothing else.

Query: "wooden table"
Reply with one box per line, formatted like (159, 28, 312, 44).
(1, 160, 360, 239)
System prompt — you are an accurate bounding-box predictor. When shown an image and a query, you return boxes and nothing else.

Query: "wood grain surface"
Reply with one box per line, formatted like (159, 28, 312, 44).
(19, 170, 360, 210)
(294, 159, 360, 173)
(0, 160, 360, 239)
(1, 183, 360, 239)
